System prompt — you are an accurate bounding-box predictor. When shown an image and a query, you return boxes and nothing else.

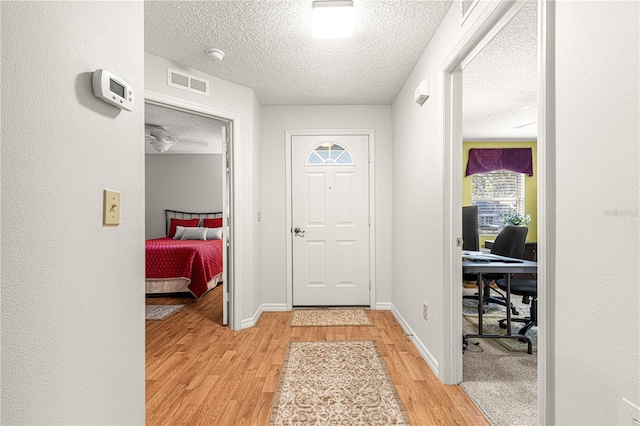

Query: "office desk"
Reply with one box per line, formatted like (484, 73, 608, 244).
(462, 251, 537, 354)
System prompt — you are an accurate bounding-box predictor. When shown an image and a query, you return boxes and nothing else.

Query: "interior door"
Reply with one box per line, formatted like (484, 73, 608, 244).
(292, 134, 370, 306)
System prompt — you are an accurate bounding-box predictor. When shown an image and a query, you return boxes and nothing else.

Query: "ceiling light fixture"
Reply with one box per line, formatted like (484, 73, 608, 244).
(311, 0, 354, 39)
(149, 139, 174, 153)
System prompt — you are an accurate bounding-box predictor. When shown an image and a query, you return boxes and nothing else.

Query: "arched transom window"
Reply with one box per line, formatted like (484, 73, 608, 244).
(305, 143, 354, 165)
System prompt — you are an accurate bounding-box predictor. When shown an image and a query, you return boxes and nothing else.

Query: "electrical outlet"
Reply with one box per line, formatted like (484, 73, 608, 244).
(423, 303, 428, 321)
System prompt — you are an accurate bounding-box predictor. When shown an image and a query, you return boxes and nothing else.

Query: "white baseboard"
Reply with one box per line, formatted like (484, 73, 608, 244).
(262, 303, 287, 312)
(241, 303, 288, 329)
(390, 304, 439, 377)
(241, 305, 263, 329)
(375, 302, 392, 310)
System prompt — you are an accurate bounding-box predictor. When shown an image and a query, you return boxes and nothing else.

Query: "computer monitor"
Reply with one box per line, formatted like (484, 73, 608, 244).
(462, 205, 479, 251)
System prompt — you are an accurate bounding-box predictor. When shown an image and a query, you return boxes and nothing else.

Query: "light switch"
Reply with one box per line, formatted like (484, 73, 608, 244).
(103, 190, 121, 225)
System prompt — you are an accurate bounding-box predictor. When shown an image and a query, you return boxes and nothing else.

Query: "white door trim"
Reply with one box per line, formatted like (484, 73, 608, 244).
(144, 89, 242, 330)
(439, 0, 555, 424)
(285, 129, 376, 310)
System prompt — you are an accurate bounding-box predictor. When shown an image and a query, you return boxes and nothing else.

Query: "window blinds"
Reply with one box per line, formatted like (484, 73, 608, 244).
(472, 170, 525, 233)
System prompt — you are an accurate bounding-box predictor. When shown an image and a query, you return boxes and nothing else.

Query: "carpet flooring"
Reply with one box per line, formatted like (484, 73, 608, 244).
(462, 320, 537, 426)
(290, 309, 373, 327)
(145, 305, 185, 320)
(269, 340, 410, 425)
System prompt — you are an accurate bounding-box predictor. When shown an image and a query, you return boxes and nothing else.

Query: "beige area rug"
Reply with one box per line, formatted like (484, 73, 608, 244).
(462, 320, 537, 426)
(269, 340, 410, 425)
(290, 309, 372, 327)
(145, 304, 184, 320)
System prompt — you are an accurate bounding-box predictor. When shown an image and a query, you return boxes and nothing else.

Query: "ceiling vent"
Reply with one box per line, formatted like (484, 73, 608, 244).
(167, 68, 210, 96)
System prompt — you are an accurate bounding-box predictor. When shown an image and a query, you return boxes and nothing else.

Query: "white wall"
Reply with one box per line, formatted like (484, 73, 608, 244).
(260, 105, 393, 307)
(145, 53, 261, 327)
(145, 154, 223, 239)
(1, 2, 145, 424)
(554, 2, 639, 424)
(391, 1, 489, 373)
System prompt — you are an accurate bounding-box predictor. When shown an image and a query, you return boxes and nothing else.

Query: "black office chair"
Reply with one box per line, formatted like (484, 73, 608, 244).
(496, 250, 537, 336)
(463, 225, 529, 313)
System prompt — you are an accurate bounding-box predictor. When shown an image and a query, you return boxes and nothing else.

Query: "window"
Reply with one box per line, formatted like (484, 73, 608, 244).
(472, 170, 525, 234)
(306, 143, 353, 165)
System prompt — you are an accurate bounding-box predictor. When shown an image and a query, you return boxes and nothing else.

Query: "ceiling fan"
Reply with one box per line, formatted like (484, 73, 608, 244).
(145, 124, 210, 153)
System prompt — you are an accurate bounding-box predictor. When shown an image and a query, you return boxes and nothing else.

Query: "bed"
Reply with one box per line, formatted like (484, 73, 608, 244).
(145, 210, 224, 298)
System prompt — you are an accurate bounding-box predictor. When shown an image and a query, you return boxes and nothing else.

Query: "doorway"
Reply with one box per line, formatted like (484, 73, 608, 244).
(285, 130, 377, 310)
(459, 1, 539, 423)
(440, 0, 555, 422)
(144, 91, 238, 329)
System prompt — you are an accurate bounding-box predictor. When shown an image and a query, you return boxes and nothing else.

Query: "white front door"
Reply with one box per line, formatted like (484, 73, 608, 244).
(291, 134, 370, 306)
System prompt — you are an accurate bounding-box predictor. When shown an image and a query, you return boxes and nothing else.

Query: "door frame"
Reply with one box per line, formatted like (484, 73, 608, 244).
(145, 89, 241, 330)
(439, 0, 555, 423)
(285, 129, 376, 310)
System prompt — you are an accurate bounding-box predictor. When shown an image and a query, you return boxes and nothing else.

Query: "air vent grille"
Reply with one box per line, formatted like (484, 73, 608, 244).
(167, 68, 210, 96)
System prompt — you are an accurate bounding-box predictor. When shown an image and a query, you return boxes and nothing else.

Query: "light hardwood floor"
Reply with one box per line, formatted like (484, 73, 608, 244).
(146, 286, 489, 425)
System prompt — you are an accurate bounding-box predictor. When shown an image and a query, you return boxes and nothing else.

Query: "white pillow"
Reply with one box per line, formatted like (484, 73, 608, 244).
(180, 227, 208, 241)
(205, 227, 223, 240)
(173, 226, 186, 239)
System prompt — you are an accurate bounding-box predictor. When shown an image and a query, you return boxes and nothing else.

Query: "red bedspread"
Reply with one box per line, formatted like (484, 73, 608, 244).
(145, 237, 223, 299)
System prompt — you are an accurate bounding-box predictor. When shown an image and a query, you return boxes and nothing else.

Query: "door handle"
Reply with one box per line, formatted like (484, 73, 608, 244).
(294, 227, 306, 237)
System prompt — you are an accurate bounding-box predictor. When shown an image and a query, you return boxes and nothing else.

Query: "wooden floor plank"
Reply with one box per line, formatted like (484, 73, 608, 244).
(146, 286, 489, 425)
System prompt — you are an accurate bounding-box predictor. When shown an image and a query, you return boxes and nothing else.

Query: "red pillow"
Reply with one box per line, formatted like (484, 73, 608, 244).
(203, 218, 223, 228)
(168, 218, 200, 237)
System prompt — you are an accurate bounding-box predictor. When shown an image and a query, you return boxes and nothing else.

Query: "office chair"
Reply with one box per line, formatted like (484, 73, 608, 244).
(496, 250, 537, 336)
(463, 225, 528, 313)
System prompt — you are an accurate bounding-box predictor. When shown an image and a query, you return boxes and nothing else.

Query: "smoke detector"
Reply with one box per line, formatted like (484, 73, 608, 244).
(206, 48, 225, 62)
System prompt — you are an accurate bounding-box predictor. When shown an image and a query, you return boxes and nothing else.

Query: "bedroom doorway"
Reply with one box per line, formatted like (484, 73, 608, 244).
(144, 93, 238, 328)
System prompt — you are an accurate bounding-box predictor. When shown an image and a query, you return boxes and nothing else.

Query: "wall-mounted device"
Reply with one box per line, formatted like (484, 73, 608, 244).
(414, 78, 430, 105)
(92, 69, 134, 111)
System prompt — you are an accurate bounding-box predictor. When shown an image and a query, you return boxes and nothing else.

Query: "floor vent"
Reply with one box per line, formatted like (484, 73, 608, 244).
(167, 68, 210, 96)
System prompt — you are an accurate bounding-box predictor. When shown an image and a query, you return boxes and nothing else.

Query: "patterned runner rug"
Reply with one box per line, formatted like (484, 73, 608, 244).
(269, 341, 410, 425)
(290, 309, 372, 326)
(145, 304, 184, 320)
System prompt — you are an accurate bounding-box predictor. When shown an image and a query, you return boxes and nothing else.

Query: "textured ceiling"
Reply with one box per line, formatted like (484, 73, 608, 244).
(144, 0, 538, 143)
(145, 103, 224, 154)
(144, 0, 452, 105)
(463, 1, 537, 140)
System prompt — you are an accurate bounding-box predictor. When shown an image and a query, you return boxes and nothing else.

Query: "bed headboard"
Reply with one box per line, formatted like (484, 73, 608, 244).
(165, 209, 223, 235)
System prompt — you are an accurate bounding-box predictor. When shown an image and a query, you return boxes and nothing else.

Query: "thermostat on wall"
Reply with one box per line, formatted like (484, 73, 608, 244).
(92, 69, 134, 111)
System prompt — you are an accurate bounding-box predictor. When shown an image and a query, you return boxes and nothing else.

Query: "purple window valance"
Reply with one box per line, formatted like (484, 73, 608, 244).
(465, 148, 533, 176)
